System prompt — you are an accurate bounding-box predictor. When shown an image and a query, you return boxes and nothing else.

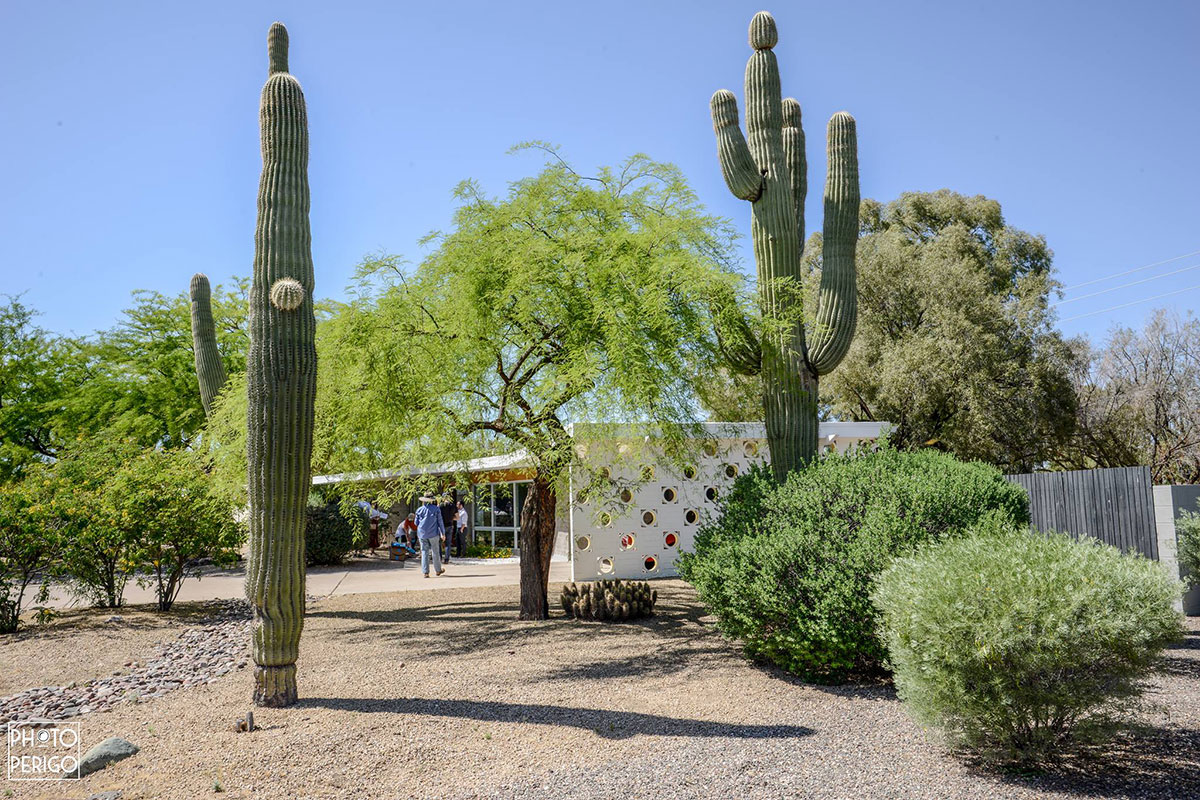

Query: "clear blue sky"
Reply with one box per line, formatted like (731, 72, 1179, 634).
(3, 0, 1198, 342)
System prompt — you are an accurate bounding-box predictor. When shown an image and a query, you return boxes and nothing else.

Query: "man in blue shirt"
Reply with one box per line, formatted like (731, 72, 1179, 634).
(415, 496, 446, 578)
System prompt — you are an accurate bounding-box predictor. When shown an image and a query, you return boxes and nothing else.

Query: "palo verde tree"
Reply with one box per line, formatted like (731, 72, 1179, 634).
(326, 148, 738, 619)
(708, 10, 861, 479)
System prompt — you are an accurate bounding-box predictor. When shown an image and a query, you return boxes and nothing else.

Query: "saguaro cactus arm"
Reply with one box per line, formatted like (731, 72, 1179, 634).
(711, 91, 763, 202)
(807, 112, 859, 375)
(781, 98, 807, 249)
(189, 273, 228, 417)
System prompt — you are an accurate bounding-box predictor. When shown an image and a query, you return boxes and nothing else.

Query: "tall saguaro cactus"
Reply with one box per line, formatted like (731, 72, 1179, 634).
(710, 10, 860, 478)
(188, 273, 227, 417)
(245, 21, 317, 708)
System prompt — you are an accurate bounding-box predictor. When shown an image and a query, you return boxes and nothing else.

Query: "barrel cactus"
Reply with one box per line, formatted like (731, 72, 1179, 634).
(709, 10, 860, 478)
(188, 273, 228, 417)
(561, 580, 658, 621)
(244, 21, 317, 708)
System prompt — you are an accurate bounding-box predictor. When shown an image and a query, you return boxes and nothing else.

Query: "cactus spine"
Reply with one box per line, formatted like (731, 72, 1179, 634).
(244, 21, 317, 708)
(710, 11, 860, 479)
(189, 273, 227, 417)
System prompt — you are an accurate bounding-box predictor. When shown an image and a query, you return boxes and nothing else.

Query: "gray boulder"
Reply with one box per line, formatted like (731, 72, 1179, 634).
(69, 736, 139, 779)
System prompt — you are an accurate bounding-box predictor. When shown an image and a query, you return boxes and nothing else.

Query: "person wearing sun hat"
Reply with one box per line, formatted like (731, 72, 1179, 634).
(415, 495, 446, 577)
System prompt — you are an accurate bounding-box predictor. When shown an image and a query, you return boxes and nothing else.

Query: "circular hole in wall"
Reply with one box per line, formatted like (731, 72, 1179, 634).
(619, 488, 634, 503)
(598, 512, 613, 527)
(575, 535, 591, 552)
(598, 467, 612, 480)
(703, 440, 719, 457)
(664, 532, 678, 548)
(643, 555, 658, 572)
(743, 441, 760, 457)
(723, 463, 739, 479)
(662, 487, 678, 503)
(575, 490, 588, 504)
(684, 509, 699, 525)
(599, 557, 614, 574)
(642, 510, 657, 526)
(682, 464, 698, 480)
(639, 464, 656, 481)
(705, 486, 718, 502)
(620, 533, 636, 550)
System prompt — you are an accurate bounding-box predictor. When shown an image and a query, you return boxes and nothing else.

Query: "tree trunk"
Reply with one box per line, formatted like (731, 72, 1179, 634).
(517, 474, 556, 620)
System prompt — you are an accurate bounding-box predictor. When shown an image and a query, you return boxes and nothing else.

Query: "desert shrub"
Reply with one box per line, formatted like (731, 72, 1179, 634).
(874, 521, 1185, 764)
(51, 438, 144, 608)
(111, 448, 243, 611)
(677, 444, 1029, 681)
(0, 473, 63, 633)
(465, 543, 512, 559)
(1177, 507, 1200, 586)
(305, 504, 359, 566)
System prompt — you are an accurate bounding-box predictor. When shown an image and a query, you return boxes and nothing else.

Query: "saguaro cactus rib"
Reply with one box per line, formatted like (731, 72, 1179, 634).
(709, 10, 860, 477)
(189, 273, 227, 417)
(245, 20, 316, 708)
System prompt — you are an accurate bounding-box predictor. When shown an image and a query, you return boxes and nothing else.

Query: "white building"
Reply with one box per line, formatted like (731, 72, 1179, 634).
(313, 421, 889, 581)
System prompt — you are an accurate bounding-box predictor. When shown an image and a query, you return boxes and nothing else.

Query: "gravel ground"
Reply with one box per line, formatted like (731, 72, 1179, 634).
(2, 581, 1197, 800)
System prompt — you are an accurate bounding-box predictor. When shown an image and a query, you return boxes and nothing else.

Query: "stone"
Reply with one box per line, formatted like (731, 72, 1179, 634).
(72, 737, 139, 779)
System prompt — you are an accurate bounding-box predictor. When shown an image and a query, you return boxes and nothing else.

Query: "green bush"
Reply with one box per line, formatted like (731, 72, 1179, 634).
(112, 448, 243, 611)
(0, 472, 62, 633)
(1177, 507, 1200, 587)
(464, 543, 512, 559)
(874, 521, 1185, 764)
(305, 505, 359, 566)
(677, 445, 1029, 681)
(51, 438, 144, 608)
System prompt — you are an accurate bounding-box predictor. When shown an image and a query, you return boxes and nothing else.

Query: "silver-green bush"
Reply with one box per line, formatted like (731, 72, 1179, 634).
(873, 521, 1185, 763)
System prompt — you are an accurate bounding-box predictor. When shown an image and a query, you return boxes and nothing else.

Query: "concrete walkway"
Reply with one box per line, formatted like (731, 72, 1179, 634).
(37, 552, 573, 610)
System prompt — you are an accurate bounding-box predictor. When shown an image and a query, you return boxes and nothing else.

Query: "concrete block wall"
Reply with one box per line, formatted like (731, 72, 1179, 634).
(1153, 484, 1200, 616)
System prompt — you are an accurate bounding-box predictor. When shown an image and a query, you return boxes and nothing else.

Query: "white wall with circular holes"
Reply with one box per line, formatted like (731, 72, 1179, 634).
(567, 422, 887, 581)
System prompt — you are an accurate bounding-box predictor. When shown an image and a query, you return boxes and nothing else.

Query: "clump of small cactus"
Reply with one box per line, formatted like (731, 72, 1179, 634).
(244, 21, 317, 708)
(561, 580, 658, 621)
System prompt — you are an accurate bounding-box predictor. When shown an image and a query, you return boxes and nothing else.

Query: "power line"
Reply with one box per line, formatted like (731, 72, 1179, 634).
(1054, 262, 1200, 306)
(1060, 283, 1200, 323)
(1061, 249, 1200, 291)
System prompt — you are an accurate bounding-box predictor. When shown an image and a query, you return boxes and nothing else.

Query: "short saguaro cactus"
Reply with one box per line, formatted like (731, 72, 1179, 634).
(709, 10, 861, 478)
(244, 21, 317, 708)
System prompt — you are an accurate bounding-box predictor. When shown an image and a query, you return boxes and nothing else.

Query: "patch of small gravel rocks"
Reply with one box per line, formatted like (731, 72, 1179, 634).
(0, 599, 250, 725)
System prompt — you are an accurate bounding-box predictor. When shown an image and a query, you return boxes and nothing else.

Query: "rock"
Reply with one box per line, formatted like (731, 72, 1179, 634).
(72, 737, 139, 778)
(87, 792, 124, 800)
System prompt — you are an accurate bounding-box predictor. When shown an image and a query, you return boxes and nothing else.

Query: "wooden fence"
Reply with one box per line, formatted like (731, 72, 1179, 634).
(1004, 466, 1159, 559)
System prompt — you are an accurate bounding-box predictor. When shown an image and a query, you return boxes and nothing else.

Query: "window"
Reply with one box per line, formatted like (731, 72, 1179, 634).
(472, 479, 531, 551)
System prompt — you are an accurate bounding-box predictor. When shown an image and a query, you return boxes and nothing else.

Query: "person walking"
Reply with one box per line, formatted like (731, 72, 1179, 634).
(415, 496, 445, 578)
(455, 500, 469, 557)
(440, 496, 457, 563)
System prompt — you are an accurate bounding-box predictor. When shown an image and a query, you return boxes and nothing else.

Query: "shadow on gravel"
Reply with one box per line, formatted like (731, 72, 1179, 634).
(298, 696, 815, 741)
(983, 726, 1200, 800)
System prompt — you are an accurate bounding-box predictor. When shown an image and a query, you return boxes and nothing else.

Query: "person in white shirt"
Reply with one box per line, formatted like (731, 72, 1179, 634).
(454, 501, 469, 557)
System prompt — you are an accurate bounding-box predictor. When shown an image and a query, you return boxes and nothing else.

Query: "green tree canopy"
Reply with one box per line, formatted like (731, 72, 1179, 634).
(0, 297, 79, 481)
(813, 190, 1077, 471)
(318, 149, 741, 617)
(61, 280, 248, 450)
